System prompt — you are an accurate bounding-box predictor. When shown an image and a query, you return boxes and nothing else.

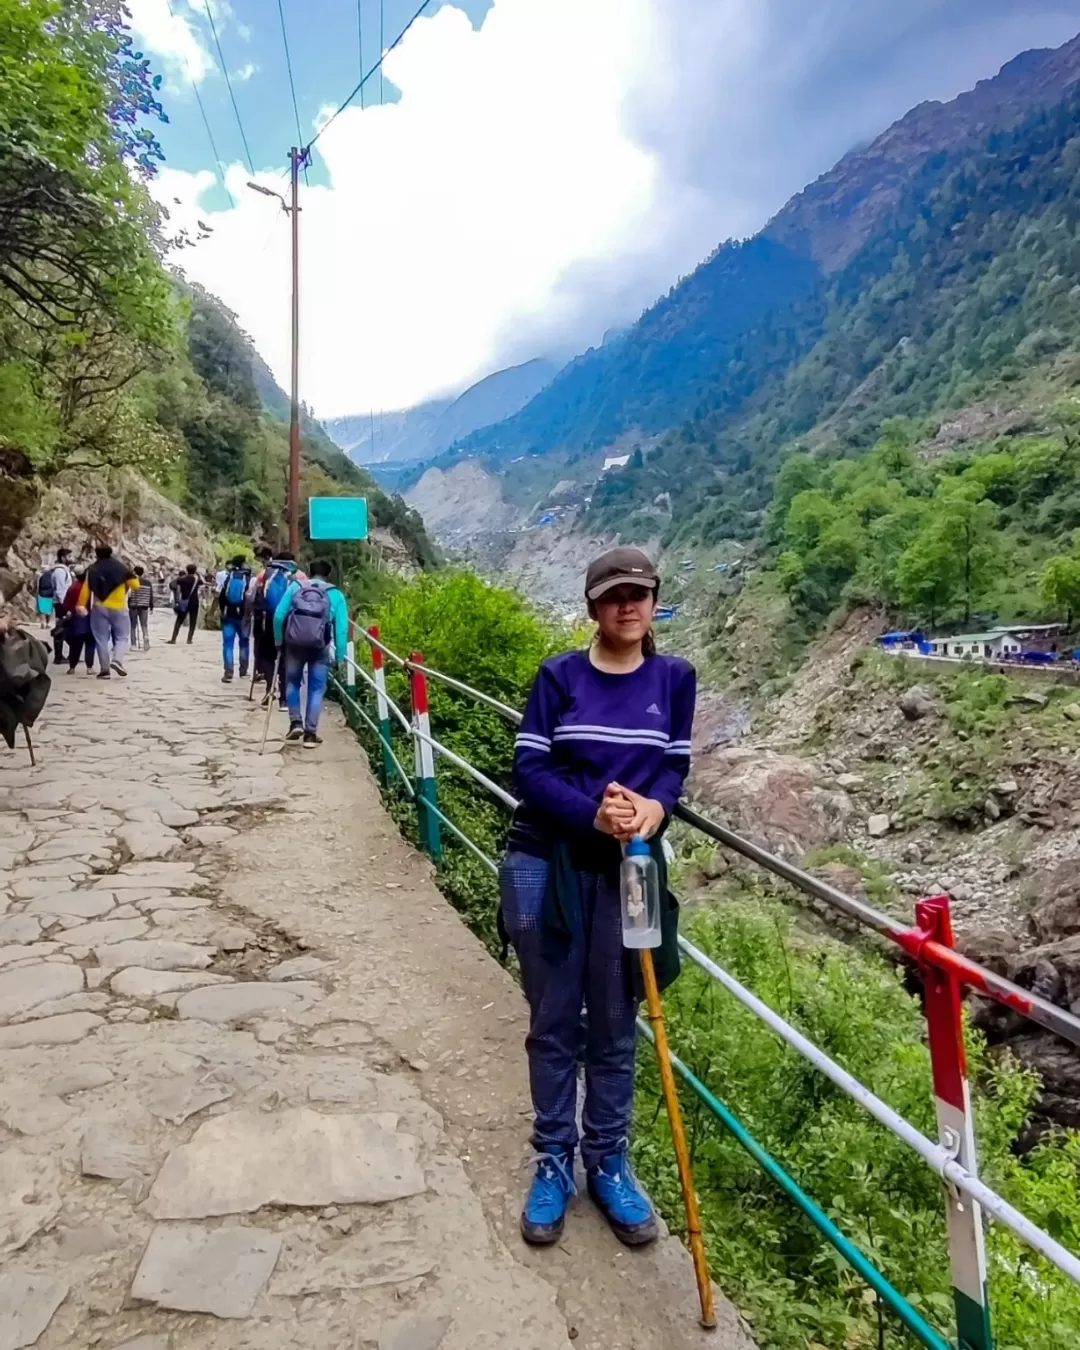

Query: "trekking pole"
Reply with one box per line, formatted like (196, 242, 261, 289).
(22, 725, 36, 768)
(259, 671, 278, 754)
(640, 946, 717, 1330)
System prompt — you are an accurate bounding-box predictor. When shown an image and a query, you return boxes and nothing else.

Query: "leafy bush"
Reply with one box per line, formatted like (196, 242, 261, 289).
(634, 896, 1080, 1350)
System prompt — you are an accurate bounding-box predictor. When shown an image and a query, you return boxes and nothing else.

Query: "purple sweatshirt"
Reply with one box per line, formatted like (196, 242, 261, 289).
(508, 649, 696, 866)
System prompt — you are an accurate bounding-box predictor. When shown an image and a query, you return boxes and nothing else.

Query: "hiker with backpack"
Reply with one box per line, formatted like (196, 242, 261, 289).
(251, 548, 302, 706)
(38, 548, 73, 659)
(272, 558, 348, 747)
(218, 554, 252, 683)
(167, 564, 202, 645)
(77, 545, 137, 679)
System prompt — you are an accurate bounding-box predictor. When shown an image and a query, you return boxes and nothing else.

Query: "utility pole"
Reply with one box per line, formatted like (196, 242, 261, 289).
(288, 146, 302, 556)
(246, 153, 306, 554)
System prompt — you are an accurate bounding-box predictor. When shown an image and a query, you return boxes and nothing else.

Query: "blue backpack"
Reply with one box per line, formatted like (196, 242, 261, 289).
(223, 567, 249, 609)
(260, 565, 292, 615)
(284, 582, 334, 652)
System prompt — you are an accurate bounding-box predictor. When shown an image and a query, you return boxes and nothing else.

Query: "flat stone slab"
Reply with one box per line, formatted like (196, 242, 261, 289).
(146, 1109, 426, 1218)
(110, 1337, 171, 1350)
(0, 1013, 102, 1048)
(109, 968, 231, 1000)
(0, 917, 43, 944)
(94, 940, 214, 971)
(145, 1075, 233, 1125)
(0, 963, 83, 1022)
(45, 1065, 115, 1098)
(58, 917, 148, 947)
(81, 1124, 157, 1181)
(185, 825, 237, 844)
(117, 823, 181, 861)
(174, 981, 323, 1024)
(25, 891, 115, 919)
(0, 1273, 68, 1350)
(274, 1228, 436, 1296)
(0, 1151, 62, 1256)
(131, 1224, 281, 1319)
(380, 1318, 453, 1350)
(268, 955, 331, 982)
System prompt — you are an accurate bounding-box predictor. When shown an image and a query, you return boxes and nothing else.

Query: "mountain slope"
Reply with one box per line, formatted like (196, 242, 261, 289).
(438, 33, 1080, 476)
(327, 357, 556, 465)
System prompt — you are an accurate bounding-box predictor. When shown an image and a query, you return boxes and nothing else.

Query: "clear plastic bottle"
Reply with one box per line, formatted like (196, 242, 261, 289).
(621, 836, 661, 949)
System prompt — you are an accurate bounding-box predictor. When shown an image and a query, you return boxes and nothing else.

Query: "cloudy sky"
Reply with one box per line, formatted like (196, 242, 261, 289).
(132, 0, 1080, 419)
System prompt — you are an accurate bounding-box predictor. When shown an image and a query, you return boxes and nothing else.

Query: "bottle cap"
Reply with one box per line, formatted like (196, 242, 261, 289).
(625, 835, 650, 858)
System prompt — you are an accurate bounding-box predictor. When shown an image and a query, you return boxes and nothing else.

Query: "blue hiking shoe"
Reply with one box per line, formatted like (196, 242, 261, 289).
(587, 1151, 658, 1246)
(520, 1149, 576, 1246)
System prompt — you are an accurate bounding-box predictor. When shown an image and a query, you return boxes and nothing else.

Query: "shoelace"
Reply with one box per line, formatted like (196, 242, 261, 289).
(595, 1155, 644, 1204)
(528, 1151, 577, 1199)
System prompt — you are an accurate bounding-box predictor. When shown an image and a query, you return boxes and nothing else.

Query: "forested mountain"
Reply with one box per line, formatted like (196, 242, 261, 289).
(435, 34, 1080, 475)
(0, 2, 434, 574)
(326, 358, 556, 466)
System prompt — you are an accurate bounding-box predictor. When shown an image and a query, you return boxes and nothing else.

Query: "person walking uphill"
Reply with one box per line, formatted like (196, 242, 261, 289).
(272, 558, 348, 748)
(500, 546, 696, 1248)
(79, 546, 137, 680)
(167, 565, 201, 645)
(218, 555, 252, 683)
(61, 570, 95, 673)
(128, 566, 154, 651)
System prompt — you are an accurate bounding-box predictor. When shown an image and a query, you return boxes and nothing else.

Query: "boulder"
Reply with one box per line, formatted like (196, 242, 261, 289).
(689, 747, 854, 857)
(867, 813, 891, 838)
(898, 685, 938, 721)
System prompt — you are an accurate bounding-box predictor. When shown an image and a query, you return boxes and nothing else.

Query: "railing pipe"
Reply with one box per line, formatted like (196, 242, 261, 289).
(368, 624, 394, 787)
(637, 1020, 954, 1350)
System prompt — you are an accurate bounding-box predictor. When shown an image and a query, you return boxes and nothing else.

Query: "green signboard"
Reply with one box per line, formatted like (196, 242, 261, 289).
(308, 496, 368, 541)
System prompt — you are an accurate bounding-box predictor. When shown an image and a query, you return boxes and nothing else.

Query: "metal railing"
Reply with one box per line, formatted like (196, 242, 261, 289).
(330, 617, 1080, 1350)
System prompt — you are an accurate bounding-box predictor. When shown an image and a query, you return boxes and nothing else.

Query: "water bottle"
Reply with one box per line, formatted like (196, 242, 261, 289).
(621, 836, 661, 949)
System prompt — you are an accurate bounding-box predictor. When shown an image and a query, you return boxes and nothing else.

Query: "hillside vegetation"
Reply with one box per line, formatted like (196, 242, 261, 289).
(0, 1, 433, 576)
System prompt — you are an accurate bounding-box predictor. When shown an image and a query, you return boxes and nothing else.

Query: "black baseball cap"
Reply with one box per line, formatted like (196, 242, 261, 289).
(585, 547, 660, 600)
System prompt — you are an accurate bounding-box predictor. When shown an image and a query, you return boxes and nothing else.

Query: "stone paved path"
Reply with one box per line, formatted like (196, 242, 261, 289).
(0, 618, 754, 1350)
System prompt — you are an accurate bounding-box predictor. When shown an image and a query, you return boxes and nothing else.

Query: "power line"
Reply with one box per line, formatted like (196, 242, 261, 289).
(204, 0, 255, 176)
(379, 0, 385, 106)
(191, 81, 237, 209)
(275, 0, 309, 185)
(164, 0, 235, 207)
(306, 0, 434, 151)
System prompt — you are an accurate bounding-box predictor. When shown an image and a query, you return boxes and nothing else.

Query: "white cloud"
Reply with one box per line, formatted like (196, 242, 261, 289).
(152, 0, 1080, 420)
(127, 0, 214, 85)
(235, 61, 258, 82)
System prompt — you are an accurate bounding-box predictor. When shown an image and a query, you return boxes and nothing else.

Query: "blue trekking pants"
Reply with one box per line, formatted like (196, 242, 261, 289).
(221, 617, 250, 674)
(499, 850, 637, 1170)
(284, 649, 330, 732)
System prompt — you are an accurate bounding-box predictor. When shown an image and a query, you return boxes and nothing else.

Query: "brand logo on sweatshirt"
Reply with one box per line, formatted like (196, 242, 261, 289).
(645, 703, 662, 716)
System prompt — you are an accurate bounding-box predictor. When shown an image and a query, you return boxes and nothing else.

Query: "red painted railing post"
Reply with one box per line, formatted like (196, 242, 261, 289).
(368, 626, 393, 787)
(408, 652, 442, 863)
(916, 895, 993, 1350)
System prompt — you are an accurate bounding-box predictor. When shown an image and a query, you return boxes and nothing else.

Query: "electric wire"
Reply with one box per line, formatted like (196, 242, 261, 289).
(379, 0, 385, 105)
(305, 0, 435, 151)
(164, 0, 236, 208)
(204, 0, 256, 175)
(275, 0, 309, 184)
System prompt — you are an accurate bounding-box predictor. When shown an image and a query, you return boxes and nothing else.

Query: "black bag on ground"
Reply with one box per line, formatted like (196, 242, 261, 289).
(0, 628, 51, 749)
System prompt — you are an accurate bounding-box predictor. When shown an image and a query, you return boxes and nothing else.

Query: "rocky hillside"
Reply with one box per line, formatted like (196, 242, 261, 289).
(676, 601, 1080, 1132)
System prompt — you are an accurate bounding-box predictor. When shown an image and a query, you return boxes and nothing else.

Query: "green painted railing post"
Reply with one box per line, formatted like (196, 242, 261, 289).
(409, 650, 442, 863)
(369, 626, 394, 788)
(917, 895, 994, 1350)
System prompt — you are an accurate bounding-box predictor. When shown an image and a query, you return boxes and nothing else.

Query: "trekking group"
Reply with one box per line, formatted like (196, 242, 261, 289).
(34, 543, 346, 745)
(211, 547, 347, 749)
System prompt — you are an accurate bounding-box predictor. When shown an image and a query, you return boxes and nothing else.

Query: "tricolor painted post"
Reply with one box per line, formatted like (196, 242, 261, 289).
(917, 895, 993, 1350)
(345, 638, 356, 692)
(368, 626, 393, 788)
(409, 651, 442, 863)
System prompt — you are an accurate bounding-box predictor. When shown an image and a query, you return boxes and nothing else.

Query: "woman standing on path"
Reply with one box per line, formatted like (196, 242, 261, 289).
(167, 565, 202, 645)
(500, 546, 696, 1248)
